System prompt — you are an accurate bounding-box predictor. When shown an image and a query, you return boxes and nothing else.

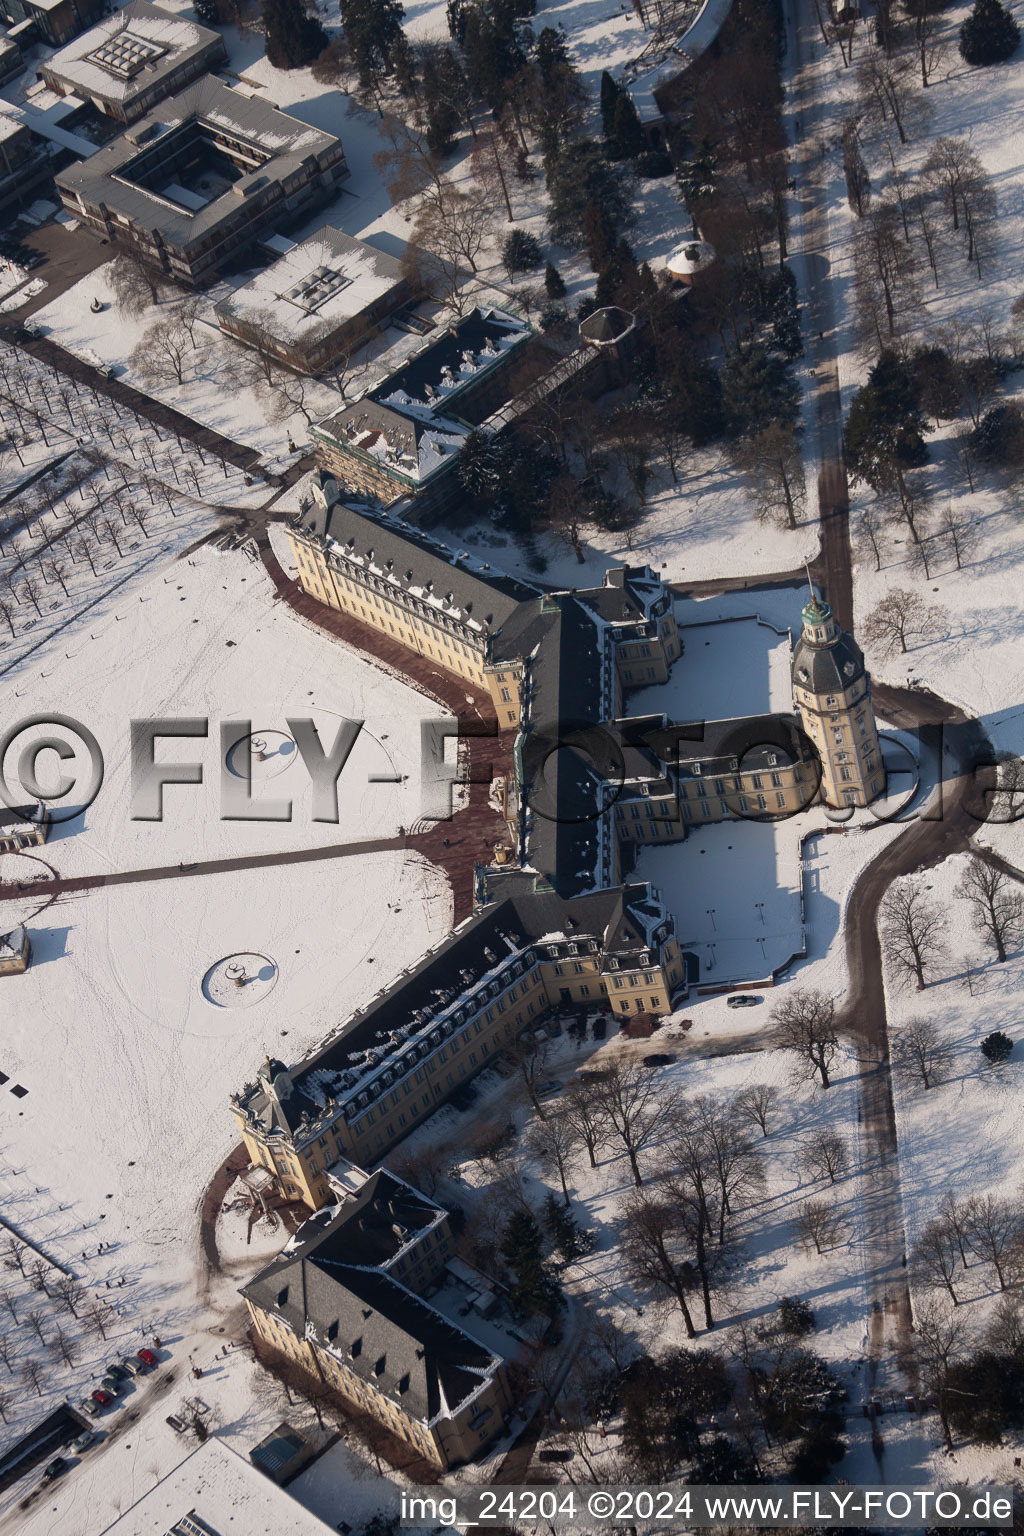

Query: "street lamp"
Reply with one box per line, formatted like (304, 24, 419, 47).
(706, 908, 717, 931)
(755, 902, 765, 925)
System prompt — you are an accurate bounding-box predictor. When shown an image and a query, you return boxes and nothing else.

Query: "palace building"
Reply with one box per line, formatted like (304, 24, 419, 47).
(242, 1170, 513, 1468)
(235, 492, 882, 1458)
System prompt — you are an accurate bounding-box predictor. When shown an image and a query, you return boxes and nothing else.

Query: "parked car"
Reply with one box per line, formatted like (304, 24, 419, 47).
(71, 1429, 96, 1454)
(106, 1361, 131, 1381)
(90, 1389, 114, 1409)
(100, 1375, 122, 1396)
(642, 1053, 677, 1068)
(41, 1457, 67, 1482)
(137, 1348, 158, 1369)
(538, 1447, 574, 1463)
(592, 1016, 608, 1039)
(118, 1356, 142, 1377)
(726, 994, 763, 1008)
(80, 1398, 102, 1419)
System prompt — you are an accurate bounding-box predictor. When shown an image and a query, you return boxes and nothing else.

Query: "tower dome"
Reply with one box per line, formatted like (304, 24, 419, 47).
(790, 586, 882, 810)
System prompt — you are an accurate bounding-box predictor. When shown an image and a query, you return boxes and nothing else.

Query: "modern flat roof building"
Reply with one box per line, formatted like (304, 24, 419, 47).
(215, 225, 416, 375)
(99, 1438, 333, 1533)
(41, 1, 227, 123)
(55, 77, 348, 285)
(0, 111, 50, 213)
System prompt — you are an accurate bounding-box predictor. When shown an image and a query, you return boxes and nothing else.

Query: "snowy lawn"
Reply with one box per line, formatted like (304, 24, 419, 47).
(31, 267, 339, 468)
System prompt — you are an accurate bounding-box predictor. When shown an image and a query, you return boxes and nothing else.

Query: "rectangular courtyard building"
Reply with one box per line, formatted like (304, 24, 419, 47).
(55, 77, 348, 285)
(40, 1, 227, 124)
(0, 114, 50, 212)
(215, 225, 417, 375)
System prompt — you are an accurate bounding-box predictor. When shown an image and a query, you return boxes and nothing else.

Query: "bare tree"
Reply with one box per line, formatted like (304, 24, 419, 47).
(54, 1275, 83, 1318)
(842, 119, 871, 217)
(2, 1239, 25, 1276)
(796, 1199, 847, 1255)
(109, 250, 162, 314)
(799, 1128, 849, 1185)
(411, 177, 498, 279)
(84, 1303, 111, 1341)
(856, 47, 926, 149)
(0, 1336, 15, 1374)
(733, 1084, 780, 1138)
(24, 1309, 47, 1344)
(965, 1195, 1024, 1291)
(131, 317, 192, 387)
(862, 587, 946, 656)
(923, 138, 996, 272)
(910, 1296, 968, 1449)
(856, 504, 887, 571)
(506, 1030, 550, 1118)
(0, 597, 14, 639)
(0, 1290, 17, 1328)
(733, 422, 806, 529)
(177, 295, 204, 348)
(594, 1062, 672, 1186)
(681, 1095, 765, 1242)
(562, 1079, 609, 1168)
(936, 502, 977, 571)
(19, 575, 42, 618)
(770, 988, 839, 1089)
(49, 1327, 79, 1369)
(893, 1016, 952, 1090)
(955, 855, 1024, 963)
(914, 1216, 963, 1304)
(0, 1387, 9, 1420)
(28, 1259, 51, 1295)
(854, 200, 921, 349)
(527, 1113, 581, 1206)
(881, 879, 948, 990)
(621, 1192, 698, 1337)
(19, 1357, 45, 1397)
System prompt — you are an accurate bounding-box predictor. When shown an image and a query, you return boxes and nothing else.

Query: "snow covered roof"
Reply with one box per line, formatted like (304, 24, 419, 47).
(41, 1, 225, 114)
(98, 1438, 332, 1534)
(621, 0, 735, 120)
(56, 78, 344, 251)
(215, 226, 406, 348)
(665, 238, 716, 277)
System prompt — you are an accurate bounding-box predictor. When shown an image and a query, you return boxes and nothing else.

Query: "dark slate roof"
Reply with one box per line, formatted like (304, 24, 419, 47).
(295, 497, 537, 635)
(640, 713, 818, 775)
(319, 1169, 444, 1269)
(55, 77, 342, 248)
(792, 629, 867, 694)
(372, 306, 529, 418)
(236, 884, 671, 1141)
(501, 596, 611, 898)
(242, 1211, 498, 1425)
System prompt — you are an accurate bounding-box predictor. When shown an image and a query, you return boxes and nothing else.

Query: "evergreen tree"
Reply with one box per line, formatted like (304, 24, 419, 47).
(342, 0, 407, 87)
(666, 352, 725, 446)
(541, 1191, 592, 1261)
(263, 0, 328, 69)
(981, 1030, 1014, 1063)
(422, 46, 463, 153)
(599, 69, 622, 138)
(722, 343, 800, 437)
(533, 27, 588, 160)
(544, 261, 566, 299)
(502, 228, 543, 277)
(193, 0, 222, 22)
(547, 140, 632, 252)
(608, 91, 645, 161)
(500, 1209, 562, 1317)
(446, 0, 468, 42)
(960, 0, 1021, 64)
(844, 349, 929, 492)
(458, 428, 502, 503)
(594, 237, 638, 306)
(462, 4, 528, 112)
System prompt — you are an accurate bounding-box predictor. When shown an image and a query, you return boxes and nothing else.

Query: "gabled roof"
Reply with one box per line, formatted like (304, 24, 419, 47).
(243, 1212, 499, 1425)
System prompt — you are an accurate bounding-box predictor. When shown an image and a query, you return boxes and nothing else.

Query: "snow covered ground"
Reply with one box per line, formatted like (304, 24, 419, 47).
(0, 538, 454, 1516)
(31, 266, 338, 469)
